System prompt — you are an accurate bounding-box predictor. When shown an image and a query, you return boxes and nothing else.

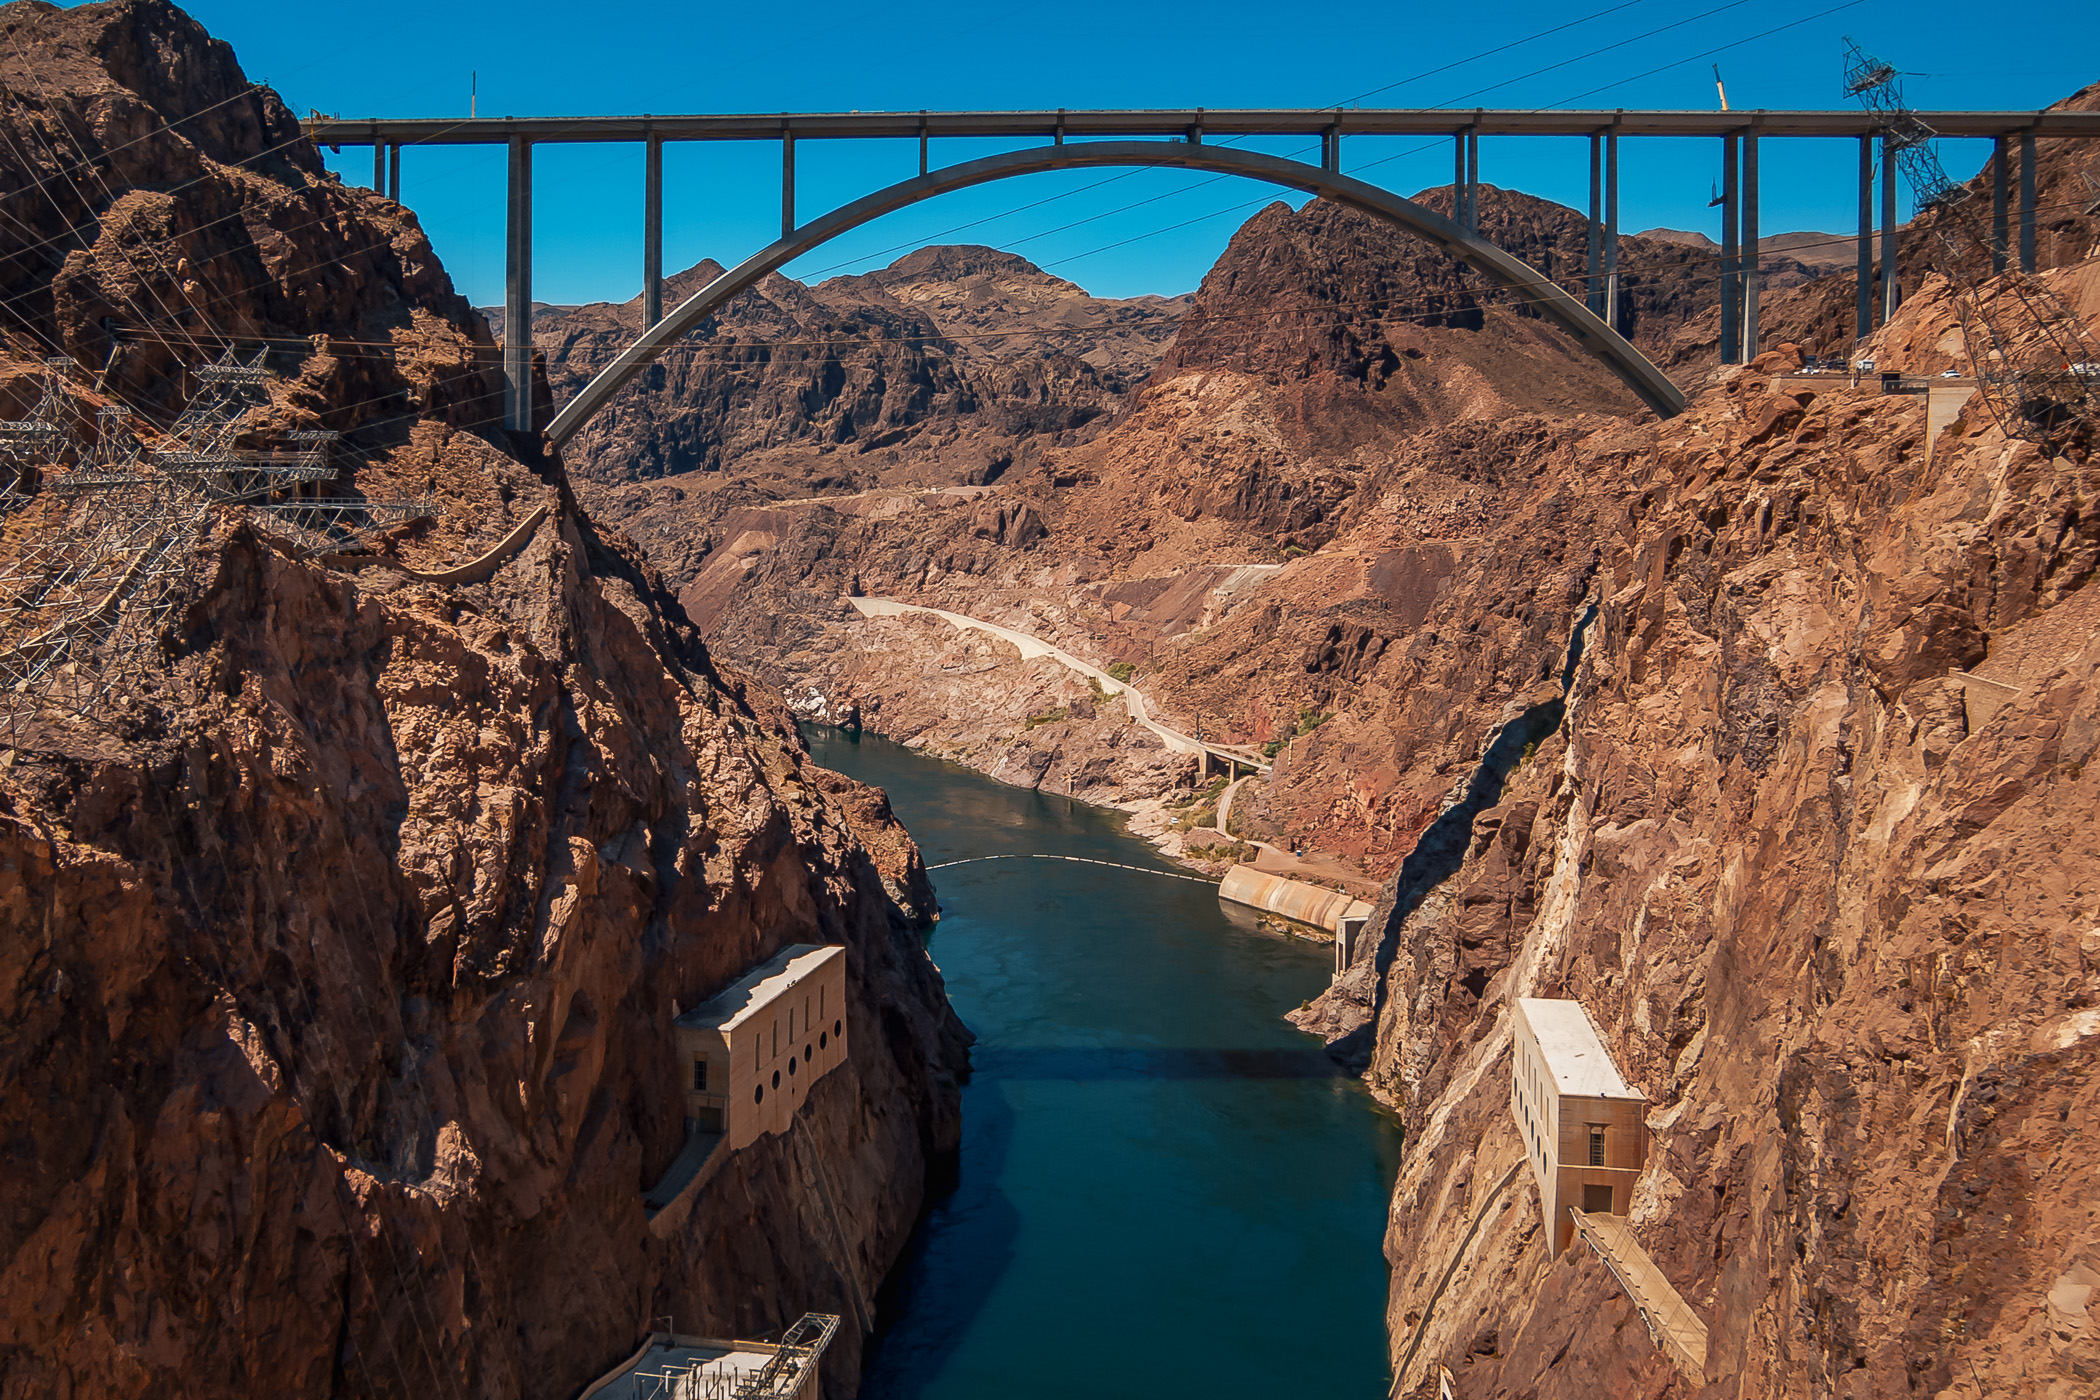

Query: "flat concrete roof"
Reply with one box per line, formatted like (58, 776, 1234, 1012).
(587, 1338, 775, 1397)
(1515, 998, 1642, 1100)
(677, 944, 842, 1034)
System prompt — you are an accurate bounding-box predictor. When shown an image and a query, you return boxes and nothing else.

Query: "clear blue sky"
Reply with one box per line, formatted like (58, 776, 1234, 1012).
(159, 0, 2097, 307)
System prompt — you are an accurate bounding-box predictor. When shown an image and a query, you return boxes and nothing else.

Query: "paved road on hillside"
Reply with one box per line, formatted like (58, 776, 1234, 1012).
(845, 596, 1270, 773)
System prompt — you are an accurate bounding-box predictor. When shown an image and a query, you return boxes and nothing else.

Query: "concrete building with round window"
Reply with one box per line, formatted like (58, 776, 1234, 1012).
(674, 944, 848, 1153)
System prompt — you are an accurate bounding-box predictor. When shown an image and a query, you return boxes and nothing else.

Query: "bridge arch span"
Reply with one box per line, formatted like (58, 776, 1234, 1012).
(543, 141, 1687, 448)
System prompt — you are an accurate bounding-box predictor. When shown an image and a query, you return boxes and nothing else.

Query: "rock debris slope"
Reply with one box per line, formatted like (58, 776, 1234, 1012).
(0, 4, 967, 1399)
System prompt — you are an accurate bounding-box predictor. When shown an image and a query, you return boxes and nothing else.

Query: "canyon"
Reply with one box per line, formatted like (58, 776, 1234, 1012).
(549, 79, 2100, 1400)
(0, 0, 2096, 1396)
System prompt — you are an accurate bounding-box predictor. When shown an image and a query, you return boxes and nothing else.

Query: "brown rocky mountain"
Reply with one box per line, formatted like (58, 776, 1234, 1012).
(1641, 225, 1859, 273)
(490, 245, 1186, 489)
(0, 5, 965, 1399)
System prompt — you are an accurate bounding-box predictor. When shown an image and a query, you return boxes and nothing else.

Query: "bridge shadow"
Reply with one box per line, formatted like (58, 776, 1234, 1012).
(1329, 605, 1598, 1068)
(982, 1045, 1352, 1081)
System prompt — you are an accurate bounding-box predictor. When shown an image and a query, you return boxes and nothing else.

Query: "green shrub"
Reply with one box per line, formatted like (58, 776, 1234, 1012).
(1294, 709, 1331, 737)
(1261, 738, 1285, 759)
(1106, 661, 1136, 683)
(1024, 707, 1067, 729)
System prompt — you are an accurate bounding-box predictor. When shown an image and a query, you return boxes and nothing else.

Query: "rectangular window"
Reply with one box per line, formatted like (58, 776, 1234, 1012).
(1583, 1182, 1615, 1214)
(789, 1008, 796, 1039)
(1589, 1126, 1606, 1166)
(693, 1057, 708, 1092)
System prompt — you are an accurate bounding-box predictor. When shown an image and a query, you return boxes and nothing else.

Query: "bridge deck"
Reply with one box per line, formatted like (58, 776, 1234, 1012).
(304, 107, 2100, 148)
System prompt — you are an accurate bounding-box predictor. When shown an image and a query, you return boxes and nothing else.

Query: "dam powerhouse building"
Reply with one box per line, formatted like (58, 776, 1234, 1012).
(676, 943, 848, 1151)
(1511, 997, 1648, 1255)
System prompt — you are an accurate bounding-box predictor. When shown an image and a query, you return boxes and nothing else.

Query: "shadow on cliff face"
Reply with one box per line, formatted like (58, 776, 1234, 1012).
(1324, 605, 1596, 1070)
(861, 1078, 1021, 1398)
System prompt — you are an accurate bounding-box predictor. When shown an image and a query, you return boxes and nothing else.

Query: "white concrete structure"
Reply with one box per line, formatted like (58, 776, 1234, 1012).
(1511, 997, 1647, 1255)
(579, 1317, 839, 1400)
(676, 944, 848, 1153)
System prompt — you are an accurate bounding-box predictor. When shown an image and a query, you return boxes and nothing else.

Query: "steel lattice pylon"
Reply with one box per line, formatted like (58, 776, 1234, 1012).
(0, 352, 436, 741)
(1843, 38, 2100, 455)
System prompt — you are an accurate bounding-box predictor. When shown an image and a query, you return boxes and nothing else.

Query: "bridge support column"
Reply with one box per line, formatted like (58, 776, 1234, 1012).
(1720, 133, 1739, 364)
(1322, 124, 1339, 174)
(504, 134, 533, 433)
(919, 113, 929, 175)
(387, 143, 401, 202)
(1881, 135, 1901, 322)
(1991, 135, 2009, 273)
(1856, 134, 1874, 340)
(782, 132, 796, 236)
(1586, 133, 1602, 316)
(2018, 130, 2036, 272)
(1452, 131, 1465, 225)
(1603, 127, 1619, 332)
(1742, 130, 1759, 359)
(372, 141, 384, 191)
(1466, 126, 1479, 229)
(644, 133, 663, 329)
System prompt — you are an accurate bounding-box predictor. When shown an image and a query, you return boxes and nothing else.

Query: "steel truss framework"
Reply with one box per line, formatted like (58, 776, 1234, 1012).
(1844, 40, 2099, 454)
(0, 350, 435, 738)
(623, 1316, 840, 1400)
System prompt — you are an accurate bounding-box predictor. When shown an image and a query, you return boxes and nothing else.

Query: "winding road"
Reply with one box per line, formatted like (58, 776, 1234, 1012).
(845, 596, 1271, 774)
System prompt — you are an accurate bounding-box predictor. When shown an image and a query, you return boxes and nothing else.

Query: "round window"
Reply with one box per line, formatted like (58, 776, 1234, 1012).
(804, 1044, 813, 1063)
(819, 1031, 828, 1050)
(754, 1085, 764, 1104)
(789, 1057, 798, 1076)
(772, 1070, 781, 1090)
(834, 1019, 843, 1037)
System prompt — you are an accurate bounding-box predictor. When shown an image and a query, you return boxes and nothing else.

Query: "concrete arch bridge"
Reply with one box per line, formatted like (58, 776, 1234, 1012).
(304, 105, 2100, 444)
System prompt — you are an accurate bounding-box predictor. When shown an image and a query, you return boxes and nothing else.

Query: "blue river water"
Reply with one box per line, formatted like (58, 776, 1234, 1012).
(801, 726, 1402, 1400)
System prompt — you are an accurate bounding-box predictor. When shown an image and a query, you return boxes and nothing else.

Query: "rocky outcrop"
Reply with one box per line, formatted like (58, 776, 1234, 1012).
(500, 245, 1185, 501)
(0, 6, 967, 1399)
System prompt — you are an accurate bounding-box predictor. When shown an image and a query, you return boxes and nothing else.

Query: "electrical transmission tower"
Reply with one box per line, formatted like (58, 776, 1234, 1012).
(0, 350, 436, 739)
(1843, 38, 2099, 455)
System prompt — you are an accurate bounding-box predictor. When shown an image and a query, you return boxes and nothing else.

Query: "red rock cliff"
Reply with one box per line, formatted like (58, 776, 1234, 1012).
(0, 4, 968, 1398)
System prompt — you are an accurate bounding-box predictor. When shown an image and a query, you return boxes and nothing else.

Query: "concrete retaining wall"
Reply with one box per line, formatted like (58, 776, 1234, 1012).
(1218, 865, 1374, 935)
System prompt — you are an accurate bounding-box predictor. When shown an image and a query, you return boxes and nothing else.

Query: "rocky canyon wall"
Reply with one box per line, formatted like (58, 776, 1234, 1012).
(1329, 268, 2100, 1396)
(0, 5, 967, 1399)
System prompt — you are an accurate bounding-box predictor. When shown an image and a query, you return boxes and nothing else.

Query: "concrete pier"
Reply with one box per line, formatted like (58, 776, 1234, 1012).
(1742, 130, 1759, 357)
(1719, 133, 1739, 363)
(2020, 130, 2037, 271)
(1603, 126, 1619, 331)
(1880, 135, 1900, 320)
(1992, 134, 2010, 273)
(644, 131, 663, 328)
(1856, 134, 1874, 340)
(503, 135, 532, 432)
(1586, 132, 1602, 316)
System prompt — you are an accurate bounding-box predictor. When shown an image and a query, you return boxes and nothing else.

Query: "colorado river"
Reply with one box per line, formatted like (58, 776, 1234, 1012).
(802, 726, 1402, 1398)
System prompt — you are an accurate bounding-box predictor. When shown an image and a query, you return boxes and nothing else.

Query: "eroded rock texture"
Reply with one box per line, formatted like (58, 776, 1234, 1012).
(0, 5, 967, 1398)
(1342, 317, 2100, 1398)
